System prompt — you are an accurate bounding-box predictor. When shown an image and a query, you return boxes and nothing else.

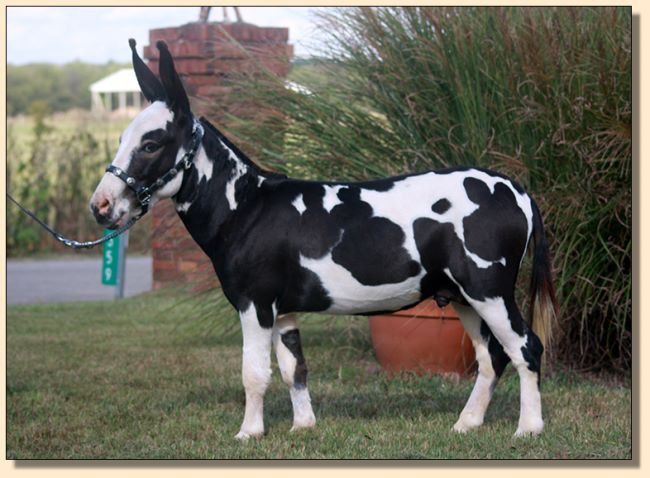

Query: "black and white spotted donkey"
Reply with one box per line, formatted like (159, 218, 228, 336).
(90, 40, 558, 440)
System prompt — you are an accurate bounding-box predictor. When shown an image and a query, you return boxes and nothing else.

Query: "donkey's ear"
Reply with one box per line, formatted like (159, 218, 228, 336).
(129, 39, 165, 103)
(157, 40, 191, 116)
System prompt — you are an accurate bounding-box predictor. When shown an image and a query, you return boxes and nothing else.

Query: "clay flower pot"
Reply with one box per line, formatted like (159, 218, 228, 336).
(369, 299, 476, 377)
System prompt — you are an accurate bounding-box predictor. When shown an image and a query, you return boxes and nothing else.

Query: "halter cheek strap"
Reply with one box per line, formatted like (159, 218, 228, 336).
(106, 118, 204, 216)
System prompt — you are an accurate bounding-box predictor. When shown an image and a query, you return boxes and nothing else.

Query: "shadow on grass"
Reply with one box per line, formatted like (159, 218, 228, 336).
(175, 367, 522, 426)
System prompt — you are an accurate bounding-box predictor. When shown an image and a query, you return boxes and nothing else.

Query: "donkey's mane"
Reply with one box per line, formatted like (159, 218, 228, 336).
(199, 116, 287, 180)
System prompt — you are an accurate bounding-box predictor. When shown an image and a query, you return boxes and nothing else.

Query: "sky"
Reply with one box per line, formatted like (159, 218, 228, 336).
(6, 6, 326, 65)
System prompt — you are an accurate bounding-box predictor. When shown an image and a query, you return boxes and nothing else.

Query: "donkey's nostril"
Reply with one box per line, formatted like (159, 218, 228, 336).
(97, 197, 111, 215)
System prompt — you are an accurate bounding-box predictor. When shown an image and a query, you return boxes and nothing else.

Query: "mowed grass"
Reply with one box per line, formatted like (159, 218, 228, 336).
(7, 290, 631, 460)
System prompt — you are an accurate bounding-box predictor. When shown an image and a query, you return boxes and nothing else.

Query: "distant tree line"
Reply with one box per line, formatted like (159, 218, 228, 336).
(7, 61, 129, 116)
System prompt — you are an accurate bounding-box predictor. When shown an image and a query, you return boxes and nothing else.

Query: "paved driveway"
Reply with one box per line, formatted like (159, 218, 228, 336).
(7, 255, 152, 305)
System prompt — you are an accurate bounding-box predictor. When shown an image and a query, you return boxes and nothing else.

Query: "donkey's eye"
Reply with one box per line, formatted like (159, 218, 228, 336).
(141, 141, 162, 154)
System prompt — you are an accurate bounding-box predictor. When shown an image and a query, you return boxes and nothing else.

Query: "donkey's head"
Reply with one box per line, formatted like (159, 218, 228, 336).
(90, 39, 199, 229)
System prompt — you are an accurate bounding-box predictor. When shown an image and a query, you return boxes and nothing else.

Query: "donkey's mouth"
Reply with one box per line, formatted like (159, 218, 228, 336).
(105, 211, 127, 230)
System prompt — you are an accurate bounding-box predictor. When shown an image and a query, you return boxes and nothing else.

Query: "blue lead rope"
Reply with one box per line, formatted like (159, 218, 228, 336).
(6, 193, 137, 249)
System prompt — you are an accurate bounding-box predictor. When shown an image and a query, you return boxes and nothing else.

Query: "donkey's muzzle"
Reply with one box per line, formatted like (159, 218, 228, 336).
(90, 196, 116, 228)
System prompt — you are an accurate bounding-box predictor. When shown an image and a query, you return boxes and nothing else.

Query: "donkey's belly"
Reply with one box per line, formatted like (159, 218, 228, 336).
(326, 291, 422, 315)
(299, 252, 425, 315)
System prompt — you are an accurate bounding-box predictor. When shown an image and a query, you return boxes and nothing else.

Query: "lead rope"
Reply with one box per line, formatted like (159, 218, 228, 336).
(6, 192, 138, 249)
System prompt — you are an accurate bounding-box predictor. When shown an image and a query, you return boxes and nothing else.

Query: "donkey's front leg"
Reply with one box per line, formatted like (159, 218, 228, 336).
(273, 315, 316, 432)
(235, 304, 274, 440)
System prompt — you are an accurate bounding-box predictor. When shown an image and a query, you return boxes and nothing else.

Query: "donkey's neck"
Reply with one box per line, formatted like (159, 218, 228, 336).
(172, 118, 273, 250)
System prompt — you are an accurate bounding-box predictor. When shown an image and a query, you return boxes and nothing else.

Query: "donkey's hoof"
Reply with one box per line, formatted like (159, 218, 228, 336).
(514, 420, 544, 437)
(453, 415, 483, 433)
(235, 429, 263, 441)
(290, 416, 316, 433)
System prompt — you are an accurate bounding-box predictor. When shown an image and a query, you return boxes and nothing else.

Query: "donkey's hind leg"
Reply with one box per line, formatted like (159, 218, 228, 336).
(464, 295, 544, 436)
(273, 315, 316, 432)
(453, 304, 510, 433)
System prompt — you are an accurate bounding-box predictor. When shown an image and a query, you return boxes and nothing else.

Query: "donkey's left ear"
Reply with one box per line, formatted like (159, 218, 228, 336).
(129, 39, 165, 103)
(156, 40, 191, 117)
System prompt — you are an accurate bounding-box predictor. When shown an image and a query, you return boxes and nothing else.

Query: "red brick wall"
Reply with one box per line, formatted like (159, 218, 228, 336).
(144, 22, 292, 290)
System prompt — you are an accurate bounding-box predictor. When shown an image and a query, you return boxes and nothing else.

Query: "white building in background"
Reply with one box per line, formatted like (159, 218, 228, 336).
(89, 69, 143, 116)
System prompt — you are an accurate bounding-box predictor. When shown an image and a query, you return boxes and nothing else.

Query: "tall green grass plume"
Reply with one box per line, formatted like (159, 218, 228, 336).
(219, 7, 631, 374)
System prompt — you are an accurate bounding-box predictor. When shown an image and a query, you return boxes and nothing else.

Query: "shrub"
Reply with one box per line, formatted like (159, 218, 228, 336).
(220, 7, 631, 372)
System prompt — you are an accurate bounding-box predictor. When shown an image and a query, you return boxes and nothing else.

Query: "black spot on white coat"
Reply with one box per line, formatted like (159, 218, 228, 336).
(431, 198, 451, 214)
(280, 329, 308, 388)
(462, 178, 528, 265)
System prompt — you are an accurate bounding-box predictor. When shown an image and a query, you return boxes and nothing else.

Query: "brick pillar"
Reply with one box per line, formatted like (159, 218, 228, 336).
(144, 22, 292, 290)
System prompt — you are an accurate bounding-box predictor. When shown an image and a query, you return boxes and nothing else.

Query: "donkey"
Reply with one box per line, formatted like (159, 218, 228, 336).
(90, 40, 558, 440)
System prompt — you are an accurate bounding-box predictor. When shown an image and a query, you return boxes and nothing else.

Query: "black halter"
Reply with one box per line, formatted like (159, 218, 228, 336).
(106, 118, 204, 216)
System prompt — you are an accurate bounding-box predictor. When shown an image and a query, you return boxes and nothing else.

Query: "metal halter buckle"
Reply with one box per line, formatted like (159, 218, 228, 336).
(137, 189, 152, 205)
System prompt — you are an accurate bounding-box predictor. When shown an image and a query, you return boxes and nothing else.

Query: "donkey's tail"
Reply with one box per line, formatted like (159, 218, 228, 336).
(528, 198, 559, 353)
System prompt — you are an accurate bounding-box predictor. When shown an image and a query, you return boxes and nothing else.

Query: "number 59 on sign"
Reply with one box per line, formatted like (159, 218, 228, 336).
(101, 231, 120, 286)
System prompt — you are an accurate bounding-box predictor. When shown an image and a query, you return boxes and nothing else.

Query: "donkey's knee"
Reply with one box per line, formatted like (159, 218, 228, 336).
(241, 351, 272, 393)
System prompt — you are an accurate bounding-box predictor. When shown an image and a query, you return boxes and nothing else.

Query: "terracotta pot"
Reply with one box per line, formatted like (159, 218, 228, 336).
(369, 299, 476, 377)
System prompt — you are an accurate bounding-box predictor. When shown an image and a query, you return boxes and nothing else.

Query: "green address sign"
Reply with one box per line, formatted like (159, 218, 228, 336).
(101, 229, 120, 286)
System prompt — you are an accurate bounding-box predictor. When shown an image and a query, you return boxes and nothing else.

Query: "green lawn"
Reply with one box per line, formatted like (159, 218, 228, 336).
(7, 290, 632, 460)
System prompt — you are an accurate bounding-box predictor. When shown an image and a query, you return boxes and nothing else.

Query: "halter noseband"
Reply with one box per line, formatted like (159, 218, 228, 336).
(106, 118, 204, 216)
